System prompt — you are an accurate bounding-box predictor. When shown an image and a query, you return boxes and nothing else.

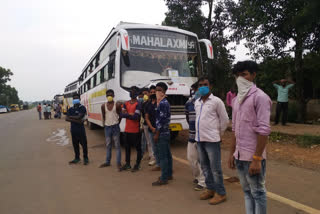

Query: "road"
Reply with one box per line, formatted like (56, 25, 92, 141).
(1, 109, 320, 214)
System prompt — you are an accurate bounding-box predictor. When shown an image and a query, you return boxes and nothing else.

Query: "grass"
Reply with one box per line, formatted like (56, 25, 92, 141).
(297, 134, 320, 148)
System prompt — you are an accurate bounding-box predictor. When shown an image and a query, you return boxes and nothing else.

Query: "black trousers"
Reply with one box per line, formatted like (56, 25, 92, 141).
(71, 129, 88, 159)
(124, 132, 142, 166)
(275, 102, 288, 125)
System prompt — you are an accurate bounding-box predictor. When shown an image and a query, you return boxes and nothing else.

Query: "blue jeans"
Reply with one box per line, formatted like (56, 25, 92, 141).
(158, 135, 172, 181)
(148, 130, 160, 166)
(236, 159, 267, 214)
(105, 125, 121, 165)
(197, 142, 226, 195)
(38, 111, 42, 120)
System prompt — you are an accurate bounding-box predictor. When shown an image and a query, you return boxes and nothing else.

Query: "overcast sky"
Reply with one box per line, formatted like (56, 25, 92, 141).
(0, 0, 249, 101)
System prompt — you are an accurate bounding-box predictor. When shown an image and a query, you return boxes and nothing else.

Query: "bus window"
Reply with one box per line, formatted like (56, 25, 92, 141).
(87, 81, 91, 90)
(93, 74, 97, 87)
(96, 71, 101, 85)
(90, 78, 94, 89)
(108, 52, 115, 79)
(104, 65, 109, 81)
(100, 68, 105, 83)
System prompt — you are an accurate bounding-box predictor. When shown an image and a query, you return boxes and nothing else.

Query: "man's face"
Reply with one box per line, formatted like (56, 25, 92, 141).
(150, 89, 156, 95)
(156, 86, 165, 94)
(198, 79, 210, 88)
(235, 70, 256, 82)
(106, 93, 114, 98)
(142, 91, 149, 96)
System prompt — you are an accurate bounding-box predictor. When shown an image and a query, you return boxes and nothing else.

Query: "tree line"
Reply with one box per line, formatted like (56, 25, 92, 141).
(0, 66, 20, 106)
(163, 0, 320, 123)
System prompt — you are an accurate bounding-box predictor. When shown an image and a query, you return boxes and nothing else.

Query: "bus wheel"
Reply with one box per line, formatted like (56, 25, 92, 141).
(170, 131, 179, 141)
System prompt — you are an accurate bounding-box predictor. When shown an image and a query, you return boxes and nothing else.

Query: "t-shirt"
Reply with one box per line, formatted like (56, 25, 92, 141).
(145, 100, 157, 132)
(156, 98, 171, 137)
(67, 105, 87, 133)
(185, 98, 196, 142)
(273, 84, 294, 102)
(122, 101, 141, 133)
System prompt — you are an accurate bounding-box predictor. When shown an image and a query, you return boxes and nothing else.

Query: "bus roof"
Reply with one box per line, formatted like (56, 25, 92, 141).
(79, 22, 199, 78)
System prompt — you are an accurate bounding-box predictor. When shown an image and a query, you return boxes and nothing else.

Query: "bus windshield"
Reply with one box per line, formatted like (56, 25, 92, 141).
(120, 29, 200, 88)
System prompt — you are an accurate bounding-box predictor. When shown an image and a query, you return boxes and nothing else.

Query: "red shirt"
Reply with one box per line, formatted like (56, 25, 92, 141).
(124, 101, 140, 133)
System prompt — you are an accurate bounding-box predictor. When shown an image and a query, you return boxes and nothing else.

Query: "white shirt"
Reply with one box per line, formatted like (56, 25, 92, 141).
(105, 103, 119, 126)
(195, 94, 229, 142)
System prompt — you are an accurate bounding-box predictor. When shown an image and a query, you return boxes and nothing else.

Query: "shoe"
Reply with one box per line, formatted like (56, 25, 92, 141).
(148, 160, 156, 166)
(84, 158, 89, 165)
(131, 164, 141, 172)
(200, 189, 215, 200)
(69, 158, 80, 164)
(151, 166, 161, 171)
(120, 164, 131, 171)
(194, 185, 205, 191)
(99, 163, 110, 168)
(152, 179, 168, 186)
(193, 179, 198, 184)
(209, 194, 227, 205)
(117, 164, 122, 172)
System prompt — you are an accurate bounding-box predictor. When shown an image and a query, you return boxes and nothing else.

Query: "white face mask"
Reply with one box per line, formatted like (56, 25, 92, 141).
(236, 76, 254, 104)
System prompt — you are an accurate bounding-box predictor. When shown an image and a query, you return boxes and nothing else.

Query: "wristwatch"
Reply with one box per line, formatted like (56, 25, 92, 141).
(253, 155, 263, 161)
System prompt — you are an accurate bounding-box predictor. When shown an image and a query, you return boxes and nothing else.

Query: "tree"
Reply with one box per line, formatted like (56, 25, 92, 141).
(228, 0, 320, 122)
(0, 66, 20, 106)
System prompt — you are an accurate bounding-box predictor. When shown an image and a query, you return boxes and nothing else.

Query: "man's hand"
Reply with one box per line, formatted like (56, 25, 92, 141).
(151, 127, 156, 133)
(228, 155, 235, 169)
(249, 160, 262, 175)
(153, 132, 159, 143)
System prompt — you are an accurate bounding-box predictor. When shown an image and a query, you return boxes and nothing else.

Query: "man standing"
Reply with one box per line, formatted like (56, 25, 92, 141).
(37, 103, 42, 120)
(100, 89, 122, 170)
(120, 87, 142, 172)
(226, 88, 236, 118)
(66, 94, 89, 165)
(229, 61, 271, 214)
(185, 82, 206, 191)
(272, 79, 295, 125)
(195, 76, 229, 205)
(152, 82, 172, 186)
(145, 85, 160, 171)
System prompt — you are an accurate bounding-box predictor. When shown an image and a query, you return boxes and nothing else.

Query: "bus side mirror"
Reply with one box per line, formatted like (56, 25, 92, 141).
(118, 29, 130, 52)
(199, 39, 213, 59)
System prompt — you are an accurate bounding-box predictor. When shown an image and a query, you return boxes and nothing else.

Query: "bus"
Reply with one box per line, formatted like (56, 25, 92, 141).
(62, 80, 79, 114)
(78, 22, 214, 137)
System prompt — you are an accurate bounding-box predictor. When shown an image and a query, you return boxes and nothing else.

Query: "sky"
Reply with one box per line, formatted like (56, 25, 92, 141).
(0, 0, 249, 101)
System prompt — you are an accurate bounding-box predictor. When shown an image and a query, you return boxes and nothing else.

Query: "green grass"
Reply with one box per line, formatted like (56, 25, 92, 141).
(297, 134, 320, 148)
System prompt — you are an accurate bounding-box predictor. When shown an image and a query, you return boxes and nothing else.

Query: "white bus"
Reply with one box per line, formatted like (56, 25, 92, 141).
(62, 80, 79, 114)
(78, 22, 214, 137)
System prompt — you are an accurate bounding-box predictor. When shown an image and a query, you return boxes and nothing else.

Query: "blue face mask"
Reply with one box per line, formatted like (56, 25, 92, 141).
(73, 99, 80, 105)
(198, 86, 210, 96)
(138, 97, 144, 103)
(194, 91, 201, 100)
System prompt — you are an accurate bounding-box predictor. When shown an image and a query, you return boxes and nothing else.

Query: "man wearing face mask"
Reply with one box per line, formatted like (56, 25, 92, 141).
(195, 76, 229, 205)
(66, 94, 89, 165)
(185, 82, 206, 191)
(100, 89, 122, 170)
(229, 61, 271, 214)
(120, 86, 142, 172)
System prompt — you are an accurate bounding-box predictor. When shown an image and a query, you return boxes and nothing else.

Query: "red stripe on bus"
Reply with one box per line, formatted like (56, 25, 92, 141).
(88, 113, 102, 121)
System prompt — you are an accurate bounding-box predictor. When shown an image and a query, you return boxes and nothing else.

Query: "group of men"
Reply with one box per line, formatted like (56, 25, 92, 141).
(65, 60, 294, 214)
(37, 103, 62, 120)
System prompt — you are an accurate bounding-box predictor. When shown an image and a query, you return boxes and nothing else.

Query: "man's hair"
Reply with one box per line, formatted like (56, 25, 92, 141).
(141, 88, 149, 92)
(106, 89, 114, 96)
(38, 103, 41, 105)
(232, 60, 259, 74)
(149, 85, 156, 90)
(73, 93, 80, 99)
(156, 82, 168, 92)
(198, 76, 211, 84)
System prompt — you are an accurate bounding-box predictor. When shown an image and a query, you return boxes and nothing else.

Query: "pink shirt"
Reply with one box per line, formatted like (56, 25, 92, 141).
(226, 91, 236, 107)
(232, 85, 272, 161)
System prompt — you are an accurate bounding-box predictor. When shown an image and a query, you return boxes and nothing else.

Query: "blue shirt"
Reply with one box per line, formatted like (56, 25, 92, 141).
(67, 104, 86, 133)
(185, 98, 196, 142)
(273, 84, 294, 102)
(156, 98, 171, 136)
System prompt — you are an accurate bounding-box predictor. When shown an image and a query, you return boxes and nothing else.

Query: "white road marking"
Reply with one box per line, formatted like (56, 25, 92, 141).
(172, 155, 320, 214)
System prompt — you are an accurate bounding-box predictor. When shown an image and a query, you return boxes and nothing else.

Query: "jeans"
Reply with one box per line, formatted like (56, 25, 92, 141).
(236, 159, 267, 214)
(187, 142, 205, 187)
(158, 135, 172, 181)
(275, 102, 288, 125)
(197, 142, 226, 195)
(38, 111, 42, 120)
(124, 132, 142, 166)
(148, 130, 160, 166)
(71, 129, 88, 159)
(105, 125, 121, 165)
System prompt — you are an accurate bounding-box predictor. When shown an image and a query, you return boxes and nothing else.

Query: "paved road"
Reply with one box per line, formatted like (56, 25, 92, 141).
(0, 110, 319, 214)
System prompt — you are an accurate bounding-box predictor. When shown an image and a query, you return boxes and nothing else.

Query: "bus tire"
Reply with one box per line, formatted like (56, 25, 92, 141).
(170, 131, 179, 141)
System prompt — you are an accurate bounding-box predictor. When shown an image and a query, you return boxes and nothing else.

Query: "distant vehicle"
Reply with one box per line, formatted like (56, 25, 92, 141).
(10, 104, 20, 111)
(77, 22, 213, 138)
(23, 104, 29, 110)
(62, 80, 79, 114)
(0, 105, 9, 113)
